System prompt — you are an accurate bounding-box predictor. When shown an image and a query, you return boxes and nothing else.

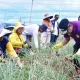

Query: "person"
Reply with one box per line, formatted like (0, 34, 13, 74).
(9, 22, 28, 54)
(40, 14, 53, 48)
(4, 26, 14, 38)
(23, 24, 48, 51)
(50, 14, 59, 44)
(53, 18, 80, 74)
(0, 22, 22, 68)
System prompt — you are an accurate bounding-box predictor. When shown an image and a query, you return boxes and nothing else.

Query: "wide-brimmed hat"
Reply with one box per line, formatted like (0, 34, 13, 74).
(43, 14, 53, 20)
(0, 23, 11, 37)
(14, 22, 24, 30)
(15, 25, 24, 30)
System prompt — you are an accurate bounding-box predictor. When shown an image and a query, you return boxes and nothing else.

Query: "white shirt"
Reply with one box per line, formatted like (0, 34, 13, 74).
(23, 24, 39, 48)
(52, 21, 58, 35)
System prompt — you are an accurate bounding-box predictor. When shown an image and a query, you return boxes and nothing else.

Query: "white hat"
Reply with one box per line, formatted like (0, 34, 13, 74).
(43, 14, 53, 20)
(5, 26, 14, 29)
(14, 25, 24, 30)
(0, 23, 11, 37)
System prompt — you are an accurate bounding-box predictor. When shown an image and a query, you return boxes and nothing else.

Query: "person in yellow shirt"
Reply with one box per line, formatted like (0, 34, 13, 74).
(9, 22, 28, 54)
(0, 22, 23, 68)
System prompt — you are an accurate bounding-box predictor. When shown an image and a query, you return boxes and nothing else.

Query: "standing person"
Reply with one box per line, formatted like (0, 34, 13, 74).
(50, 14, 59, 44)
(0, 22, 22, 68)
(53, 18, 80, 74)
(23, 24, 47, 51)
(40, 14, 53, 48)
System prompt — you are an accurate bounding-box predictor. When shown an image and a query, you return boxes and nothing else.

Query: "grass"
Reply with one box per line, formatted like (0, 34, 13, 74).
(0, 37, 80, 80)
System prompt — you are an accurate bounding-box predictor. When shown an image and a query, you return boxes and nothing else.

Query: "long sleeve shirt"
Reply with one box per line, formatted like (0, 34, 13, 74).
(0, 37, 18, 58)
(23, 24, 39, 48)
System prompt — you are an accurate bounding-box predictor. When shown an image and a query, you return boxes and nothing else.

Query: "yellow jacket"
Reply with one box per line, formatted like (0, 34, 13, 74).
(6, 42, 18, 58)
(0, 42, 19, 62)
(9, 24, 28, 48)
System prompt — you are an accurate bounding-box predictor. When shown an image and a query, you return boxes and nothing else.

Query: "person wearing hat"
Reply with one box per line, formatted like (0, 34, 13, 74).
(53, 18, 80, 74)
(23, 24, 47, 51)
(0, 22, 23, 68)
(9, 22, 28, 54)
(40, 14, 53, 48)
(50, 14, 59, 44)
(5, 26, 14, 38)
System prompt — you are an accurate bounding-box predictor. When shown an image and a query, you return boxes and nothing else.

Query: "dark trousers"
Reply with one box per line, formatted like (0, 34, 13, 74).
(73, 43, 80, 72)
(26, 35, 32, 42)
(50, 34, 58, 44)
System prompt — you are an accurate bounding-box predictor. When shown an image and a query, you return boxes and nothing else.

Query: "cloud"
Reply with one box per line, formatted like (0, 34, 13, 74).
(0, 3, 11, 9)
(0, 0, 80, 24)
(0, 0, 31, 3)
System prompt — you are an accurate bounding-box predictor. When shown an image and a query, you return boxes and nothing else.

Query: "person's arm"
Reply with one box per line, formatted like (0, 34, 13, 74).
(6, 42, 23, 68)
(33, 33, 38, 49)
(20, 35, 28, 47)
(53, 37, 70, 50)
(6, 42, 18, 58)
(62, 37, 70, 45)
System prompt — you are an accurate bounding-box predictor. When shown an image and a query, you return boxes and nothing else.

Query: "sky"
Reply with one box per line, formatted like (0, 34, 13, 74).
(0, 0, 80, 24)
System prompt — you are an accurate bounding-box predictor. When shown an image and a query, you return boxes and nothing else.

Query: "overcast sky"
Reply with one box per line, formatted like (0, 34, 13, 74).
(0, 0, 80, 24)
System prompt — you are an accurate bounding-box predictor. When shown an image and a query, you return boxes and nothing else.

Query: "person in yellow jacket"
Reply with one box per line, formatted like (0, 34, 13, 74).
(9, 22, 28, 53)
(0, 22, 23, 68)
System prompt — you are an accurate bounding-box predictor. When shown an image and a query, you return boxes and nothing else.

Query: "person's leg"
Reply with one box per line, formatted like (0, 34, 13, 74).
(50, 34, 53, 43)
(73, 43, 79, 54)
(26, 35, 32, 42)
(53, 35, 58, 43)
(46, 33, 51, 44)
(50, 34, 55, 44)
(40, 32, 47, 48)
(73, 43, 80, 74)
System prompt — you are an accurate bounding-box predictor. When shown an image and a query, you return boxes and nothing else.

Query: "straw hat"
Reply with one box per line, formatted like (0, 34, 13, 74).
(43, 14, 53, 20)
(0, 23, 11, 37)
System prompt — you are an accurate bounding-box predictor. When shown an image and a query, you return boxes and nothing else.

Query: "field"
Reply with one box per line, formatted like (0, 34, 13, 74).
(0, 37, 80, 80)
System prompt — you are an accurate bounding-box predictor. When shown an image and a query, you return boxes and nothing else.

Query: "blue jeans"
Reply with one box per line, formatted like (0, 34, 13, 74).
(50, 34, 58, 44)
(26, 35, 32, 42)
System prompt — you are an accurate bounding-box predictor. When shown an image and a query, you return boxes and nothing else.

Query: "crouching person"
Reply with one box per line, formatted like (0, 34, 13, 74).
(53, 18, 80, 74)
(9, 22, 28, 56)
(0, 23, 23, 68)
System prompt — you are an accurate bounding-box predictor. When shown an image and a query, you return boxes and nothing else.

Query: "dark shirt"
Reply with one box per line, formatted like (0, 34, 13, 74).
(64, 21, 80, 44)
(0, 37, 9, 53)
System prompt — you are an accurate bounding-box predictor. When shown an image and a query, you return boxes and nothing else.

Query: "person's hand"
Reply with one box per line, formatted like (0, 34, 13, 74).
(0, 58, 7, 63)
(53, 43, 63, 51)
(23, 44, 28, 47)
(75, 49, 80, 55)
(72, 54, 77, 60)
(28, 45, 32, 49)
(17, 58, 23, 69)
(50, 30, 54, 33)
(23, 41, 28, 47)
(24, 41, 28, 44)
(72, 49, 80, 64)
(71, 48, 80, 60)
